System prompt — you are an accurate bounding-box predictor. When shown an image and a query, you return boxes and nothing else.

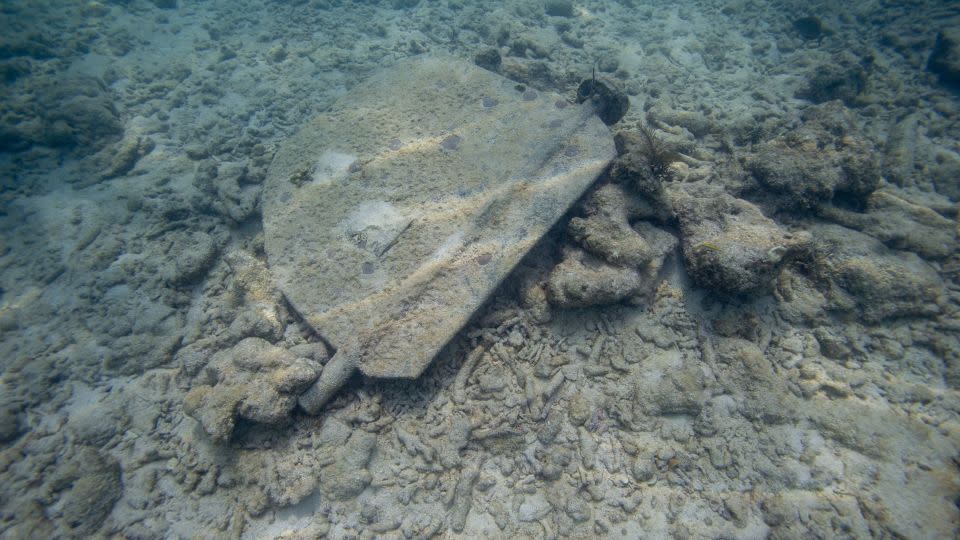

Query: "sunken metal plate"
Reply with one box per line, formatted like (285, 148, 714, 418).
(263, 55, 614, 379)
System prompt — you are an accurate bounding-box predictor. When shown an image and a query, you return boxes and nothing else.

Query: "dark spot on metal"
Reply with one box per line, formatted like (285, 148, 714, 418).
(348, 161, 362, 173)
(563, 145, 579, 157)
(389, 138, 403, 150)
(555, 100, 568, 109)
(361, 261, 375, 274)
(548, 118, 563, 129)
(522, 89, 538, 101)
(441, 134, 462, 151)
(482, 96, 498, 108)
(476, 252, 492, 265)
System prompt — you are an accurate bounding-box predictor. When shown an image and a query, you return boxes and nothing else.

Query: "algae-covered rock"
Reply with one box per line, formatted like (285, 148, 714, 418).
(795, 54, 866, 105)
(47, 447, 123, 536)
(668, 181, 811, 294)
(568, 184, 653, 268)
(745, 102, 880, 211)
(818, 190, 957, 260)
(545, 0, 574, 18)
(317, 419, 377, 500)
(546, 247, 643, 308)
(810, 224, 945, 322)
(101, 135, 155, 180)
(0, 76, 122, 154)
(184, 337, 319, 442)
(0, 406, 20, 443)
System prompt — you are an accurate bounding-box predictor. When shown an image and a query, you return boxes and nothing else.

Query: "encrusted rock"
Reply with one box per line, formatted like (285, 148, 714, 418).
(518, 493, 552, 522)
(163, 231, 219, 285)
(102, 134, 155, 179)
(546, 247, 644, 308)
(630, 454, 655, 482)
(794, 54, 866, 105)
(549, 181, 677, 308)
(192, 160, 262, 223)
(224, 250, 285, 341)
(183, 337, 319, 442)
(668, 181, 811, 294)
(47, 448, 123, 537)
(569, 212, 651, 267)
(646, 101, 714, 138)
(68, 399, 128, 446)
(818, 190, 957, 260)
(810, 223, 945, 322)
(0, 75, 122, 154)
(745, 102, 880, 211)
(633, 347, 707, 416)
(714, 338, 799, 424)
(569, 183, 654, 267)
(317, 419, 378, 500)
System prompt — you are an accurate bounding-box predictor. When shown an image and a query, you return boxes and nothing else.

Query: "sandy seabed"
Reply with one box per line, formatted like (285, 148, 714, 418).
(1, 0, 960, 538)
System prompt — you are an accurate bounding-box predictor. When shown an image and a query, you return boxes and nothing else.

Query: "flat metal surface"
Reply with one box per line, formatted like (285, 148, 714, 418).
(263, 55, 615, 378)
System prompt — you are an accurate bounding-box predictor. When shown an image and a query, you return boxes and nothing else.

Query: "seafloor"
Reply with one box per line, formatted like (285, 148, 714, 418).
(2, 0, 960, 538)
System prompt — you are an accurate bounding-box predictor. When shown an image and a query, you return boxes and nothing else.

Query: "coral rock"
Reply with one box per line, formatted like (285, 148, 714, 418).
(547, 247, 644, 308)
(668, 182, 811, 294)
(810, 224, 944, 322)
(318, 421, 377, 500)
(818, 190, 957, 260)
(183, 337, 319, 442)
